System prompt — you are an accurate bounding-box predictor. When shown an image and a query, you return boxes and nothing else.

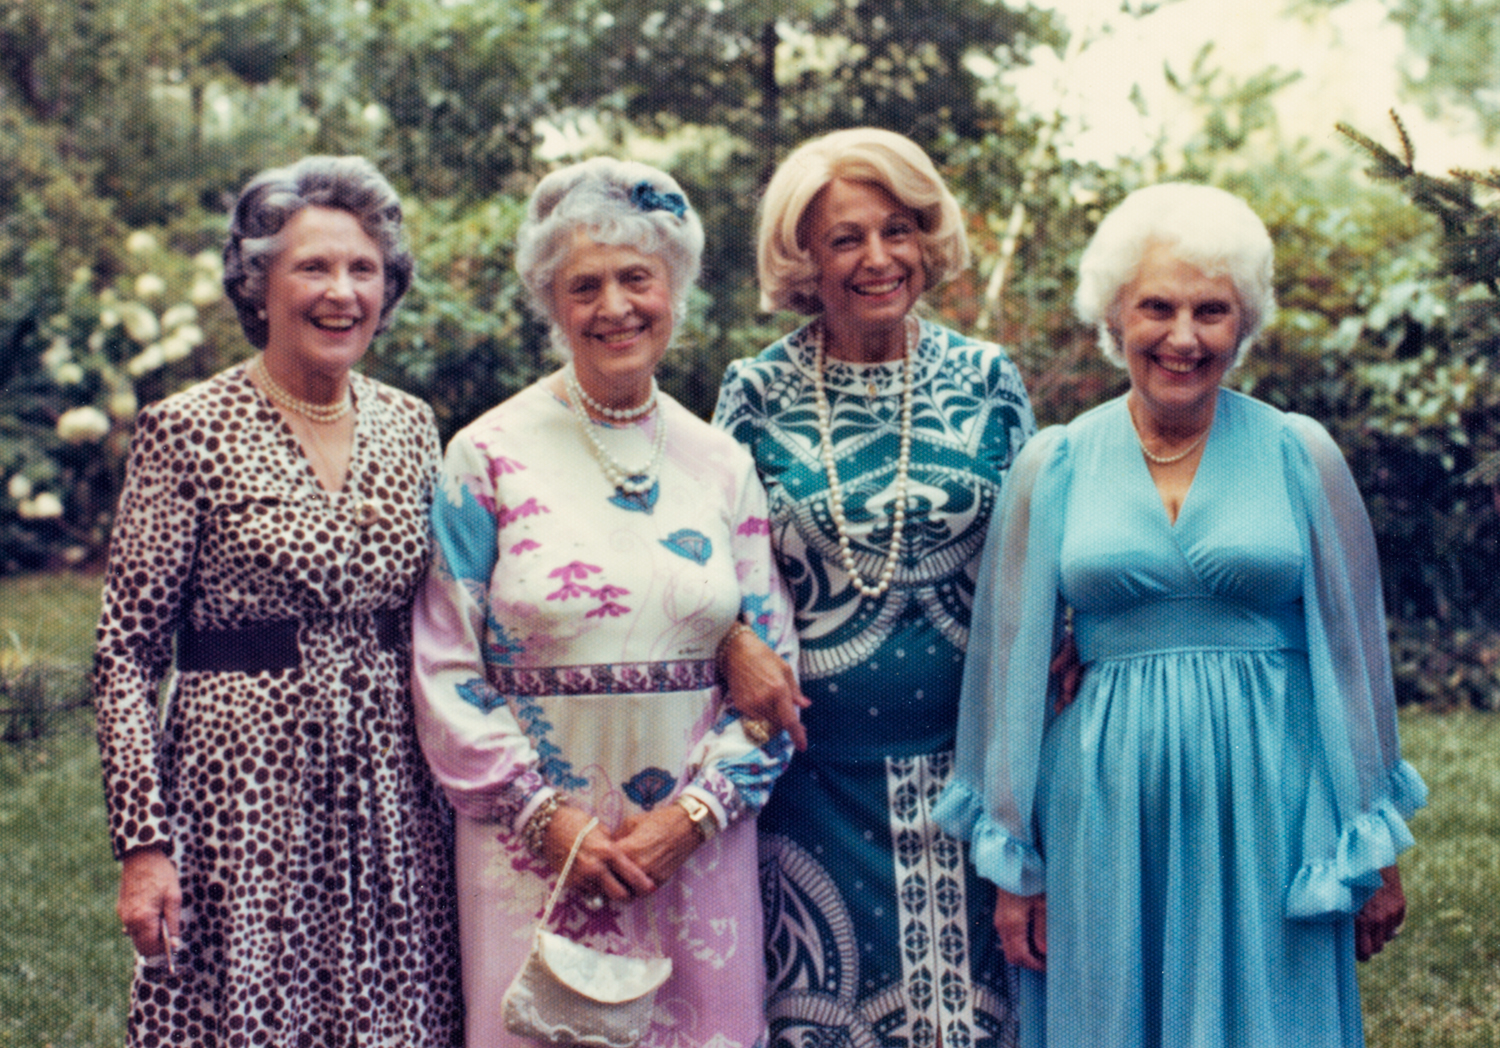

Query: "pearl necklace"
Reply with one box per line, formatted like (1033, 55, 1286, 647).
(1129, 409, 1210, 465)
(563, 364, 666, 495)
(251, 354, 352, 424)
(566, 364, 659, 420)
(813, 320, 916, 600)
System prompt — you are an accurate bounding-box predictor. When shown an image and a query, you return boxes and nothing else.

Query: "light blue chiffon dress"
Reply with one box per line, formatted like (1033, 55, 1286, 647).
(936, 389, 1426, 1048)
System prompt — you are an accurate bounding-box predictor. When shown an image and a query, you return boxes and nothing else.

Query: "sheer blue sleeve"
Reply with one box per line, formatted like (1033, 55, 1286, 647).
(934, 425, 1071, 896)
(1283, 414, 1427, 919)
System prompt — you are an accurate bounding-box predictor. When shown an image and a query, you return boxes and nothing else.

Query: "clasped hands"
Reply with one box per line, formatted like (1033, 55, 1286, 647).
(541, 801, 706, 904)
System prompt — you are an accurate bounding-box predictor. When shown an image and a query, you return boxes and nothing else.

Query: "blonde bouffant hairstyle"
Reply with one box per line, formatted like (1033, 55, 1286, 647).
(756, 128, 970, 315)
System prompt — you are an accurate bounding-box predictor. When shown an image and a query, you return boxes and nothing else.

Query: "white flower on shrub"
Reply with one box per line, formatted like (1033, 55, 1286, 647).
(42, 337, 73, 372)
(88, 330, 106, 352)
(125, 231, 158, 255)
(125, 343, 167, 376)
(189, 272, 222, 307)
(135, 273, 168, 301)
(109, 388, 139, 420)
(120, 302, 160, 344)
(19, 493, 64, 520)
(57, 405, 111, 444)
(160, 333, 193, 362)
(7, 474, 32, 501)
(161, 303, 198, 330)
(53, 362, 85, 386)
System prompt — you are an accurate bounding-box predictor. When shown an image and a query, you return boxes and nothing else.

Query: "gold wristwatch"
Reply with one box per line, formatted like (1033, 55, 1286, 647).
(675, 793, 719, 842)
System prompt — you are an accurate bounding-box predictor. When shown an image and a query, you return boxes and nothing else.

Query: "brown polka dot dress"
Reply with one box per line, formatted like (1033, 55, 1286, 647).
(93, 364, 463, 1047)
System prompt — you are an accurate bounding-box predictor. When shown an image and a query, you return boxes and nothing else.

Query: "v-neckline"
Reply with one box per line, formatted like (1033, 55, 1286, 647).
(1127, 391, 1220, 530)
(249, 365, 364, 498)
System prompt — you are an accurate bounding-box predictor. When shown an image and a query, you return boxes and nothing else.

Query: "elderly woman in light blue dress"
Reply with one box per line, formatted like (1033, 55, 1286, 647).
(936, 182, 1424, 1048)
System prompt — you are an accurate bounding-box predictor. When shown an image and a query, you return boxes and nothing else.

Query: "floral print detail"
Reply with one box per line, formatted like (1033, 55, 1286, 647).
(737, 516, 771, 536)
(499, 496, 549, 527)
(510, 538, 542, 555)
(661, 528, 713, 564)
(457, 676, 506, 712)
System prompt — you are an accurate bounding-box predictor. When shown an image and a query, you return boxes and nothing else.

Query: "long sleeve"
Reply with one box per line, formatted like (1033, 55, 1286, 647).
(673, 448, 800, 828)
(411, 432, 551, 831)
(92, 401, 203, 859)
(933, 425, 1071, 896)
(1283, 414, 1427, 918)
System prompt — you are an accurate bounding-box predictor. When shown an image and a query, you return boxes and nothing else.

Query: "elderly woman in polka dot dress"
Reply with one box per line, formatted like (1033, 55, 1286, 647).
(93, 156, 463, 1046)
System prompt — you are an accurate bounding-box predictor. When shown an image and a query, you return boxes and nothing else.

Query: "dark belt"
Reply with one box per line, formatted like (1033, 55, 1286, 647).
(176, 608, 405, 673)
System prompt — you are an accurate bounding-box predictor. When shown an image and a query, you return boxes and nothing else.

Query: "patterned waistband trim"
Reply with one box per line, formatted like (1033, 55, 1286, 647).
(491, 659, 717, 696)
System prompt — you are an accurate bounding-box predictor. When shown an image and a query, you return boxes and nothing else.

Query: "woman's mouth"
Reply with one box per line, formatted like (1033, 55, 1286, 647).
(1153, 354, 1207, 374)
(312, 315, 359, 332)
(593, 324, 646, 346)
(855, 276, 904, 298)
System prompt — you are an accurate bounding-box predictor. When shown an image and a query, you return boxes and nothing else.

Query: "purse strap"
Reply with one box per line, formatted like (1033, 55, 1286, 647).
(538, 814, 600, 928)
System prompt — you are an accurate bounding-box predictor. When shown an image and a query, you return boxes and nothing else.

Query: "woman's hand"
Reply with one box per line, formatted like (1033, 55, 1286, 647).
(118, 845, 181, 959)
(720, 627, 809, 751)
(1355, 864, 1406, 961)
(1050, 630, 1084, 714)
(994, 888, 1047, 971)
(615, 804, 705, 888)
(544, 805, 655, 904)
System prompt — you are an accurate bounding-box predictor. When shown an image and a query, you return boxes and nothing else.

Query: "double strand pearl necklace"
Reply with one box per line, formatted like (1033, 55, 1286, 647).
(814, 319, 916, 600)
(569, 369, 660, 421)
(563, 363, 665, 495)
(251, 354, 352, 424)
(1129, 407, 1210, 465)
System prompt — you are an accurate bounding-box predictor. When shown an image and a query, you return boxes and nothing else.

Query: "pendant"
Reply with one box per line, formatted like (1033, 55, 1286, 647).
(354, 499, 381, 527)
(609, 479, 659, 514)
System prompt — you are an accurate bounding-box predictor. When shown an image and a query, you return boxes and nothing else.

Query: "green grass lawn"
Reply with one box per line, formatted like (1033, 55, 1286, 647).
(1, 572, 1496, 1046)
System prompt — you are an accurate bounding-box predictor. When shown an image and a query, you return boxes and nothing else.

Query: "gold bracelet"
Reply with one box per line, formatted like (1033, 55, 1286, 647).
(716, 620, 755, 677)
(522, 793, 562, 859)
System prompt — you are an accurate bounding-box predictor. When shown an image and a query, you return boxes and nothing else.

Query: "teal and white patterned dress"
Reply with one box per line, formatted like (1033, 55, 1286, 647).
(713, 318, 1035, 1048)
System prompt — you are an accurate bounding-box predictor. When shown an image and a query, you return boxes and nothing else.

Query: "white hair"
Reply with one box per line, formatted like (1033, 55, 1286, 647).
(1075, 182, 1276, 367)
(515, 157, 704, 359)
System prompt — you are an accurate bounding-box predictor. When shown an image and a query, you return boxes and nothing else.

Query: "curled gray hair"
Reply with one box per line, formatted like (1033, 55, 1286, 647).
(1075, 182, 1276, 367)
(223, 156, 414, 349)
(515, 157, 704, 359)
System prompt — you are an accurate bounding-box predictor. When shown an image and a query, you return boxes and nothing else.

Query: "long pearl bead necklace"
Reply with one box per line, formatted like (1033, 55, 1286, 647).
(813, 320, 916, 600)
(563, 363, 665, 495)
(251, 354, 352, 424)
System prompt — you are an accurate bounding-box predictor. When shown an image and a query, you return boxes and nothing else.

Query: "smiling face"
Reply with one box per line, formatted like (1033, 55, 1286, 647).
(553, 235, 674, 409)
(1115, 241, 1242, 431)
(262, 206, 385, 386)
(804, 178, 926, 361)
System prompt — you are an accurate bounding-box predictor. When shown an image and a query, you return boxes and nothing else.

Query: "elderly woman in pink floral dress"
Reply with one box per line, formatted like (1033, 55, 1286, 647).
(412, 157, 799, 1048)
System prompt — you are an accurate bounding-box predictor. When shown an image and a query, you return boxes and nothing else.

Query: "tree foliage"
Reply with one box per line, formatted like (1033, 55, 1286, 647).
(3, 2, 1498, 706)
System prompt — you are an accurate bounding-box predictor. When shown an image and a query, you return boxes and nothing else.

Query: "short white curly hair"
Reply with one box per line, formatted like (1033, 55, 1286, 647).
(515, 157, 704, 359)
(1075, 182, 1276, 367)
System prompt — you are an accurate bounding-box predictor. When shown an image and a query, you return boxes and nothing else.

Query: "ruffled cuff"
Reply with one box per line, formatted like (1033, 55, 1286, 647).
(932, 778, 984, 840)
(934, 780, 1046, 896)
(1287, 760, 1428, 920)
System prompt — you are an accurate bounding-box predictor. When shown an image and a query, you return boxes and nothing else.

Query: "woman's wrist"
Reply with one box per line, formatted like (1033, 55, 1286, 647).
(715, 620, 754, 678)
(521, 793, 563, 859)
